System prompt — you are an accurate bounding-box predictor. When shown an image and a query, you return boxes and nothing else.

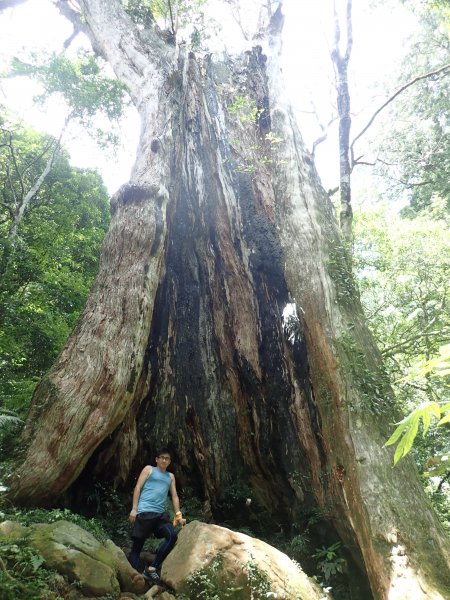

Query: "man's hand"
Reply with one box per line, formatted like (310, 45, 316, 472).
(172, 511, 186, 527)
(129, 509, 137, 523)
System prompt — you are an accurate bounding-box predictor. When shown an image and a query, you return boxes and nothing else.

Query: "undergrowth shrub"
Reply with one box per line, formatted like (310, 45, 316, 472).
(2, 507, 108, 542)
(0, 540, 64, 600)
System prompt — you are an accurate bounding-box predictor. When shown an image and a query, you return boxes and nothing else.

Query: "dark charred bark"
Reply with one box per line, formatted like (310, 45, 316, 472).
(5, 1, 450, 598)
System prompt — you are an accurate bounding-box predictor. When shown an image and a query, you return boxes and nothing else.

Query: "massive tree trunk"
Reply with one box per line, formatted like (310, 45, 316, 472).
(6, 1, 450, 598)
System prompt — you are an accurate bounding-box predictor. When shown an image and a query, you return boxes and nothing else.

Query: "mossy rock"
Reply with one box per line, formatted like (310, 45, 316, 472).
(0, 520, 146, 597)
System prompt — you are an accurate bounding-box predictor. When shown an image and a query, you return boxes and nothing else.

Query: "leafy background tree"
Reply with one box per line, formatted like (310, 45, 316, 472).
(0, 30, 125, 436)
(316, 0, 450, 477)
(350, 0, 450, 522)
(361, 0, 450, 214)
(0, 111, 110, 436)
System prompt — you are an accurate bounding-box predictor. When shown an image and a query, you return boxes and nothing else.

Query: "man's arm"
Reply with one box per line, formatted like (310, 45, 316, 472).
(129, 465, 151, 523)
(169, 473, 186, 526)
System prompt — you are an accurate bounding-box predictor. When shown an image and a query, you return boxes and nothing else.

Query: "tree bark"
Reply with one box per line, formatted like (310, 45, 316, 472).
(6, 1, 450, 598)
(331, 0, 353, 245)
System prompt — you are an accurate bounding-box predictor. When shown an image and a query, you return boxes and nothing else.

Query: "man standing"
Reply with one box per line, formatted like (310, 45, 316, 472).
(128, 447, 186, 583)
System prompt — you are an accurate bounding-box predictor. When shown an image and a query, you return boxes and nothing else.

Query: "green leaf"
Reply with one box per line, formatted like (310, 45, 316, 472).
(385, 420, 410, 447)
(30, 553, 45, 571)
(385, 402, 443, 463)
(437, 412, 450, 426)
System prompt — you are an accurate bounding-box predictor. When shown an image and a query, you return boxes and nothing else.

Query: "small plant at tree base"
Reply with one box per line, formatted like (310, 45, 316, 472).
(179, 486, 211, 522)
(312, 542, 346, 581)
(0, 541, 61, 600)
(286, 533, 311, 562)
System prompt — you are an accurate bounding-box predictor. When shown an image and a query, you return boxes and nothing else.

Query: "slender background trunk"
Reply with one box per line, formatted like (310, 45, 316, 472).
(332, 0, 353, 246)
(6, 1, 450, 598)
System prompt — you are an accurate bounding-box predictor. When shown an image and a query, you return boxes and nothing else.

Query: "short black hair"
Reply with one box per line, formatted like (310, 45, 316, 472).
(156, 446, 171, 457)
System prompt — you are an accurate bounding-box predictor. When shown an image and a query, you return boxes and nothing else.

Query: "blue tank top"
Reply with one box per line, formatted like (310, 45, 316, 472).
(137, 467, 171, 514)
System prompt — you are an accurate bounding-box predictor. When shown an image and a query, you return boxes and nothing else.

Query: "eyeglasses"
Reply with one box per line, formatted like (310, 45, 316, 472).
(157, 456, 171, 461)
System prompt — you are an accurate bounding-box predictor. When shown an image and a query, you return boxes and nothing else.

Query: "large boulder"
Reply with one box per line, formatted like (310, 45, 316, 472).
(0, 520, 146, 597)
(162, 520, 325, 599)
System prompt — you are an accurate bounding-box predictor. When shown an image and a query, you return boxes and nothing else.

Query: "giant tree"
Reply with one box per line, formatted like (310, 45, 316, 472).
(5, 1, 450, 598)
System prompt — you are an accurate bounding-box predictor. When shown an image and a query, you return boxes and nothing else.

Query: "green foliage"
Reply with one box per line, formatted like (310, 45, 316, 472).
(385, 345, 450, 466)
(123, 0, 155, 27)
(404, 343, 450, 380)
(354, 205, 450, 396)
(179, 485, 207, 521)
(326, 241, 357, 304)
(228, 95, 259, 123)
(0, 540, 62, 600)
(150, 0, 208, 29)
(122, 0, 213, 50)
(312, 542, 346, 581)
(0, 116, 109, 430)
(83, 482, 130, 546)
(178, 554, 272, 600)
(374, 2, 450, 214)
(220, 480, 253, 510)
(2, 507, 109, 542)
(385, 401, 442, 464)
(426, 481, 450, 533)
(178, 554, 242, 599)
(337, 331, 391, 415)
(284, 533, 311, 563)
(10, 50, 127, 144)
(0, 408, 22, 431)
(243, 560, 271, 598)
(354, 205, 449, 470)
(227, 112, 285, 176)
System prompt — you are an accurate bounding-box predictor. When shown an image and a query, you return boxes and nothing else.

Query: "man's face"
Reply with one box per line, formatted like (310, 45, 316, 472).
(156, 453, 171, 470)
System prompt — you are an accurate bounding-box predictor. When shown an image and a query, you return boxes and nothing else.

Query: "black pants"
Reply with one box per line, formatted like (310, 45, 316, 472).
(128, 512, 178, 571)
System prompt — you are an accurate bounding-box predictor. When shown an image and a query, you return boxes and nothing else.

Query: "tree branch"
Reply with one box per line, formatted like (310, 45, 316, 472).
(20, 137, 56, 182)
(351, 63, 450, 154)
(437, 471, 450, 493)
(56, 0, 106, 56)
(327, 186, 339, 197)
(382, 330, 450, 359)
(310, 109, 337, 158)
(8, 118, 70, 242)
(331, 0, 353, 243)
(167, 0, 176, 35)
(344, 0, 353, 63)
(1, 127, 24, 201)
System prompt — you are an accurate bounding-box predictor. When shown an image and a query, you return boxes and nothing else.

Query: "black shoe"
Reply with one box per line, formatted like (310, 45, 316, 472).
(142, 568, 160, 583)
